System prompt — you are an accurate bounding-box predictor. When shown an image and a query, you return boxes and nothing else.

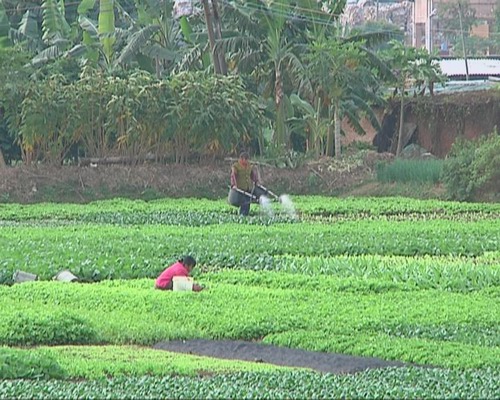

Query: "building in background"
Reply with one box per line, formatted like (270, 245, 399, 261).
(414, 0, 498, 55)
(342, 0, 499, 55)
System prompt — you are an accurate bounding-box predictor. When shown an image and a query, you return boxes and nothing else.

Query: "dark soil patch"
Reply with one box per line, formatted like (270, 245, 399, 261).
(0, 152, 396, 203)
(152, 339, 407, 374)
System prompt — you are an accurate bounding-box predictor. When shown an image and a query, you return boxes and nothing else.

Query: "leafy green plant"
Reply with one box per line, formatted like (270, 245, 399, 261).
(1, 198, 499, 284)
(442, 133, 500, 201)
(0, 347, 66, 380)
(0, 275, 498, 369)
(0, 368, 499, 399)
(2, 311, 97, 346)
(18, 345, 290, 379)
(377, 159, 444, 184)
(17, 69, 264, 164)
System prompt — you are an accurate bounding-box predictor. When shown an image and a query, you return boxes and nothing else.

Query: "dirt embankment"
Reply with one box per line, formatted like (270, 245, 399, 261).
(0, 152, 395, 203)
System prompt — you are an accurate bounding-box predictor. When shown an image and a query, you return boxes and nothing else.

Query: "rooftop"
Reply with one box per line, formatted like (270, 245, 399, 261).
(438, 58, 500, 78)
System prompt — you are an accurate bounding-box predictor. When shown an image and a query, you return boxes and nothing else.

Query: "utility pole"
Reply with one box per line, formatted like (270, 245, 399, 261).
(411, 0, 416, 47)
(458, 2, 470, 81)
(425, 0, 436, 53)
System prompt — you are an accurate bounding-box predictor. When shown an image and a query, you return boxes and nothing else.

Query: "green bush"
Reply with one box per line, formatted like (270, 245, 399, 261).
(2, 312, 97, 346)
(442, 133, 500, 201)
(469, 133, 500, 199)
(0, 347, 66, 379)
(376, 159, 444, 184)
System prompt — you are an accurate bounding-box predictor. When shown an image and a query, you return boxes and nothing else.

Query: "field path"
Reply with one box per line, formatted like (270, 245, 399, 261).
(153, 339, 407, 374)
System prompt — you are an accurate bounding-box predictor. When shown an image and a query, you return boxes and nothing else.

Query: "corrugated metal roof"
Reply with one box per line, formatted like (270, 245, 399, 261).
(438, 58, 500, 77)
(433, 80, 496, 94)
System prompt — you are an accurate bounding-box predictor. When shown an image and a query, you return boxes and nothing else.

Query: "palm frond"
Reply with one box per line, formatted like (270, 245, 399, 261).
(141, 43, 178, 61)
(361, 46, 396, 81)
(116, 25, 161, 65)
(64, 43, 87, 58)
(223, 0, 266, 36)
(77, 0, 97, 14)
(343, 105, 367, 137)
(290, 93, 315, 116)
(175, 44, 204, 72)
(18, 10, 39, 40)
(284, 51, 312, 98)
(78, 16, 98, 38)
(217, 35, 259, 56)
(348, 93, 382, 132)
(31, 44, 62, 66)
(41, 0, 71, 44)
(237, 50, 264, 73)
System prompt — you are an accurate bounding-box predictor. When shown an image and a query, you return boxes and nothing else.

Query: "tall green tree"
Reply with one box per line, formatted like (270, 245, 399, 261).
(0, 1, 10, 48)
(115, 0, 204, 77)
(306, 36, 384, 157)
(0, 46, 33, 166)
(381, 40, 445, 157)
(220, 0, 331, 151)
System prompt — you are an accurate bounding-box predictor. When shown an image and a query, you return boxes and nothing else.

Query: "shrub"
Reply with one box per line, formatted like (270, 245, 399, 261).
(442, 132, 500, 201)
(376, 159, 444, 184)
(2, 312, 97, 346)
(0, 347, 66, 379)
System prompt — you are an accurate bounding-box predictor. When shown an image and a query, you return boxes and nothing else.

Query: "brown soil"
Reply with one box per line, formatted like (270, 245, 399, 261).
(0, 152, 396, 203)
(153, 339, 408, 374)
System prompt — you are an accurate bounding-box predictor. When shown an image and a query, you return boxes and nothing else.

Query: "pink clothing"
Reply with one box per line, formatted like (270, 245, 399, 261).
(155, 261, 189, 289)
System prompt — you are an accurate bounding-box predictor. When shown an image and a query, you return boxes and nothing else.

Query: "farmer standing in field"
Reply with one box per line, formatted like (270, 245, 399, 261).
(229, 152, 259, 216)
(155, 255, 203, 292)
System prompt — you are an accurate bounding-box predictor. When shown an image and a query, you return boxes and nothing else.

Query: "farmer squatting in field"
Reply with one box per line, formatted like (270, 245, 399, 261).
(155, 255, 203, 292)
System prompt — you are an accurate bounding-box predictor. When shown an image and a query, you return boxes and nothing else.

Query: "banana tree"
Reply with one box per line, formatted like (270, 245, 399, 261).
(381, 40, 445, 156)
(306, 36, 384, 157)
(220, 0, 317, 151)
(0, 1, 10, 48)
(77, 0, 116, 67)
(114, 0, 199, 77)
(288, 93, 329, 157)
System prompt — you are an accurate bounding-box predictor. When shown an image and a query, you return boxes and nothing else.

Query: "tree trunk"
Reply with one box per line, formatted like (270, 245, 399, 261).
(396, 90, 405, 157)
(0, 147, 6, 168)
(274, 66, 286, 149)
(326, 103, 334, 157)
(202, 0, 221, 75)
(313, 97, 321, 157)
(334, 103, 342, 158)
(211, 0, 227, 75)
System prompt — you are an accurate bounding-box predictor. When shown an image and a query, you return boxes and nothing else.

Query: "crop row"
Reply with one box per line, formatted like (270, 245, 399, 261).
(1, 367, 499, 399)
(1, 276, 498, 369)
(1, 197, 499, 223)
(0, 345, 287, 380)
(1, 219, 499, 284)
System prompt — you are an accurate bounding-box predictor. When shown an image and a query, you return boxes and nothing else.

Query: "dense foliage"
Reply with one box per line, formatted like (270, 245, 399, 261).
(0, 0, 443, 164)
(16, 69, 264, 164)
(442, 132, 500, 201)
